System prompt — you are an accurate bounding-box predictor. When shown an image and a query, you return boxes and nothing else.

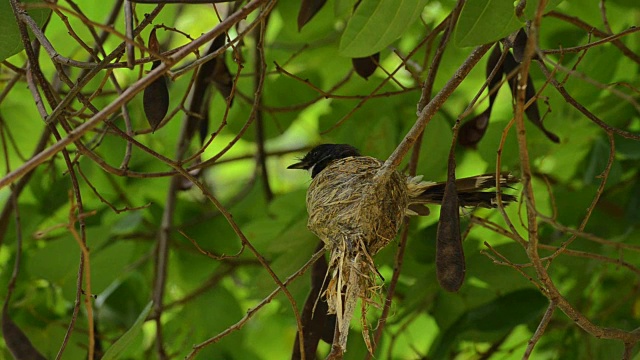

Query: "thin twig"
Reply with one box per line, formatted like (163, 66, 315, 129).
(184, 249, 326, 359)
(0, 0, 270, 190)
(523, 301, 555, 360)
(381, 43, 493, 178)
(545, 11, 640, 64)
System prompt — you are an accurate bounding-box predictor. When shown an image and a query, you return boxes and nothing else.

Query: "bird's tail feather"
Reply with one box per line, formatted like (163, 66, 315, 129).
(408, 172, 518, 209)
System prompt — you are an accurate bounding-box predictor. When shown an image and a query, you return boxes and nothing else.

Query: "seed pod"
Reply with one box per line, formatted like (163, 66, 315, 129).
(352, 52, 380, 79)
(143, 60, 169, 131)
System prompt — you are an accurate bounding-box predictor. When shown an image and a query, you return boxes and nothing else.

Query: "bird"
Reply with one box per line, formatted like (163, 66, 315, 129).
(288, 143, 517, 211)
(287, 143, 517, 354)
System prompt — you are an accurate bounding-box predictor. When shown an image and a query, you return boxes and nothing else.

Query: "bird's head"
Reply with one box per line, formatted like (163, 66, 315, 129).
(287, 144, 361, 178)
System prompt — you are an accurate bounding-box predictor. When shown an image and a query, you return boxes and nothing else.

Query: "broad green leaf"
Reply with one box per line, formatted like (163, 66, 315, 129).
(0, 0, 51, 61)
(617, 135, 640, 160)
(455, 0, 524, 48)
(101, 301, 152, 360)
(28, 167, 69, 215)
(335, 0, 358, 17)
(564, 44, 621, 105)
(429, 289, 547, 358)
(339, 0, 429, 57)
(454, 0, 565, 47)
(625, 178, 640, 223)
(110, 211, 144, 235)
(521, 0, 565, 20)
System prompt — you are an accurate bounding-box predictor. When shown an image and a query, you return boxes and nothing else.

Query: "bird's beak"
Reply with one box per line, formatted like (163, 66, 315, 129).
(287, 160, 309, 170)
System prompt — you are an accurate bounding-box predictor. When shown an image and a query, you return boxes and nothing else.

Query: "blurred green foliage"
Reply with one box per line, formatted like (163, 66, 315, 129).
(1, 0, 639, 359)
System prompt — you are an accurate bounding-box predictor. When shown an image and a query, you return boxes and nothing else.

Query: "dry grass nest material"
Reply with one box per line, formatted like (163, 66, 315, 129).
(306, 156, 408, 255)
(305, 156, 409, 353)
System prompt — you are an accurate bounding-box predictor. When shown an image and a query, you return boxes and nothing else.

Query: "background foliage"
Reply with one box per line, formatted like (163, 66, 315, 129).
(0, 0, 639, 359)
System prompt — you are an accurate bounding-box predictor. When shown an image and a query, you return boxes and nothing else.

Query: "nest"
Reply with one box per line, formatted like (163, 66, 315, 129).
(305, 156, 408, 353)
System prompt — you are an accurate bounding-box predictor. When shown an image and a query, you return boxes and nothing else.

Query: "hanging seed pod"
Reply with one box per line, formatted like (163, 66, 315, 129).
(185, 33, 234, 144)
(459, 44, 503, 148)
(503, 50, 560, 143)
(352, 52, 379, 80)
(143, 28, 169, 132)
(143, 60, 169, 132)
(291, 243, 335, 359)
(298, 0, 328, 31)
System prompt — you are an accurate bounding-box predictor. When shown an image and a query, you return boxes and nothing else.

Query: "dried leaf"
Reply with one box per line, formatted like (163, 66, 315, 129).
(297, 0, 328, 31)
(143, 61, 169, 131)
(352, 52, 379, 80)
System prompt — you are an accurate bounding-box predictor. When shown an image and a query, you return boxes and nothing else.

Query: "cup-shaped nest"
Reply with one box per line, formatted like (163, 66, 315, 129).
(305, 156, 409, 352)
(305, 156, 408, 256)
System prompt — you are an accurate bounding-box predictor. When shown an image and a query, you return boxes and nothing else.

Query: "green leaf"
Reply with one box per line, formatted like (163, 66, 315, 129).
(111, 211, 145, 235)
(101, 301, 153, 360)
(429, 288, 547, 358)
(625, 178, 640, 223)
(617, 135, 640, 160)
(0, 0, 51, 61)
(463, 288, 547, 332)
(583, 137, 610, 185)
(521, 0, 565, 20)
(28, 167, 69, 215)
(455, 0, 564, 47)
(455, 0, 524, 47)
(338, 0, 429, 57)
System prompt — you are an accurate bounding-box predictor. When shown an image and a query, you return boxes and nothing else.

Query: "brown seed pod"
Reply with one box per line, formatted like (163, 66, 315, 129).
(143, 61, 169, 132)
(352, 52, 379, 80)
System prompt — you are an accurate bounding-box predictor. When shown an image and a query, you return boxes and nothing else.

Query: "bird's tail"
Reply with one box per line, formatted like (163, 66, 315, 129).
(408, 172, 519, 209)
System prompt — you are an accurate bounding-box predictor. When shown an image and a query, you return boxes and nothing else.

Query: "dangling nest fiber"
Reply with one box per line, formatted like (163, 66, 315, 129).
(305, 156, 409, 353)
